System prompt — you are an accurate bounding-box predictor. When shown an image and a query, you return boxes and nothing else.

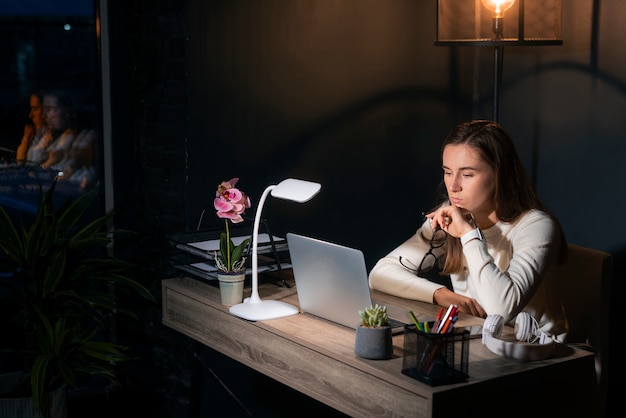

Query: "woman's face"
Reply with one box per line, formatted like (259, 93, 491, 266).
(43, 95, 67, 132)
(442, 143, 496, 219)
(29, 94, 44, 128)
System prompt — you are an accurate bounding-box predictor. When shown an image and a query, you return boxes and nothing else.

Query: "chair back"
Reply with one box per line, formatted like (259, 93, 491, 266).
(557, 244, 612, 416)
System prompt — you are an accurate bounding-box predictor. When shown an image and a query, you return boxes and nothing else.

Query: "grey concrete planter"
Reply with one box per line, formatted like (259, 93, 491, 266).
(354, 325, 393, 360)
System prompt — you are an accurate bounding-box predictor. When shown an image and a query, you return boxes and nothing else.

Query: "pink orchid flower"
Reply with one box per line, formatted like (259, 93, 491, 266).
(214, 177, 251, 224)
(213, 178, 252, 272)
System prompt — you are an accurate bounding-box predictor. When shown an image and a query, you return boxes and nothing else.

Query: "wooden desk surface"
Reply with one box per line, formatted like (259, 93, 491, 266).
(162, 277, 600, 418)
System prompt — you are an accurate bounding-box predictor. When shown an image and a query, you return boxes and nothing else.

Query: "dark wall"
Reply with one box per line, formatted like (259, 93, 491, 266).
(184, 0, 626, 268)
(185, 0, 465, 266)
(104, 0, 624, 416)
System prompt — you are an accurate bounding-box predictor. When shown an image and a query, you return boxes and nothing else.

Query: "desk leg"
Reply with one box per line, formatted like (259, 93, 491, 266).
(189, 351, 252, 418)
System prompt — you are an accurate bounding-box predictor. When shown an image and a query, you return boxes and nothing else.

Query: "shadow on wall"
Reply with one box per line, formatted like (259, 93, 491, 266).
(248, 88, 474, 269)
(504, 58, 626, 255)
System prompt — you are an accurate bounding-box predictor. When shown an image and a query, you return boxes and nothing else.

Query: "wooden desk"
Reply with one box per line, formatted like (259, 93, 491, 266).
(162, 277, 600, 418)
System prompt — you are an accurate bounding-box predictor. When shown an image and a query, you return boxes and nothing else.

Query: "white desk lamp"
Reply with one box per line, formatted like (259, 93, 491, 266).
(229, 178, 321, 321)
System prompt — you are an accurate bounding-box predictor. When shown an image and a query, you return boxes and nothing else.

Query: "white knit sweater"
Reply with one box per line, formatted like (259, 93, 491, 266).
(368, 209, 568, 339)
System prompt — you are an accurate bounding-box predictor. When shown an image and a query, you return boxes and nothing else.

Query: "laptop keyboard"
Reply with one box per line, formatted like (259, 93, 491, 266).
(388, 317, 408, 333)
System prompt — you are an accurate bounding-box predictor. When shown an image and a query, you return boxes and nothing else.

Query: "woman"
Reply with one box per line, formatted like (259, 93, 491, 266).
(368, 120, 568, 339)
(15, 92, 48, 165)
(40, 90, 77, 170)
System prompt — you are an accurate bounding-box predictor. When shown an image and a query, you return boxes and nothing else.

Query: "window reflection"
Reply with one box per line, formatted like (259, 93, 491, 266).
(0, 1, 102, 222)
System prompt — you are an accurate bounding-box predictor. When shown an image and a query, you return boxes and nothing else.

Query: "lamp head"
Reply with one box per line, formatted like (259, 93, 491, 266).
(270, 178, 321, 203)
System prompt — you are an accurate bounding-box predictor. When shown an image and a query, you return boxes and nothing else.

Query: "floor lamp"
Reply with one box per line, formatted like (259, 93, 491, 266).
(435, 0, 562, 122)
(229, 178, 321, 321)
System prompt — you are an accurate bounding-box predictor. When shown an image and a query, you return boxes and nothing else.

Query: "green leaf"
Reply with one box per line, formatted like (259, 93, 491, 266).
(31, 353, 52, 413)
(358, 304, 389, 327)
(230, 238, 250, 268)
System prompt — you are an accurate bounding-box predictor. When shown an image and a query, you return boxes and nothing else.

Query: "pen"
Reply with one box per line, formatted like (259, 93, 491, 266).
(408, 310, 423, 331)
(449, 305, 458, 322)
(443, 306, 459, 333)
(436, 304, 455, 334)
(448, 315, 458, 333)
(440, 314, 456, 334)
(424, 341, 447, 375)
(432, 308, 444, 333)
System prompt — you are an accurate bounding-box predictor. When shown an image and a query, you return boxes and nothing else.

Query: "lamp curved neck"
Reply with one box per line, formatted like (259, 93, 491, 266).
(249, 184, 275, 303)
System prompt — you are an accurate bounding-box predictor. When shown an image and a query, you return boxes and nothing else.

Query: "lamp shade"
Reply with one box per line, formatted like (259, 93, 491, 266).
(270, 178, 321, 203)
(435, 0, 562, 46)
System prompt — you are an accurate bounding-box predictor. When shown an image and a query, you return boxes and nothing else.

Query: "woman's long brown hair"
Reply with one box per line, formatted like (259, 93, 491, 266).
(433, 120, 568, 274)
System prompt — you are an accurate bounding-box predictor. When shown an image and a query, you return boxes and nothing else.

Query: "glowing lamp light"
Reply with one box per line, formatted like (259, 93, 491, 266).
(481, 0, 516, 38)
(229, 178, 321, 321)
(481, 0, 516, 18)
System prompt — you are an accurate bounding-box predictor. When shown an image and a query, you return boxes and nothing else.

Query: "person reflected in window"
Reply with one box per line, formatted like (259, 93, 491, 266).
(60, 127, 97, 190)
(368, 120, 568, 340)
(40, 90, 77, 170)
(15, 92, 49, 165)
(50, 101, 98, 190)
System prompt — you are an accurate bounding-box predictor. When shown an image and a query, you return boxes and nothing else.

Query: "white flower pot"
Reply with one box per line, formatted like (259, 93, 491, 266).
(217, 273, 245, 306)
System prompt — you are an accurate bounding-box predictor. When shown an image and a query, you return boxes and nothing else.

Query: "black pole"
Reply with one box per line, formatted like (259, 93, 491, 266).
(493, 45, 503, 122)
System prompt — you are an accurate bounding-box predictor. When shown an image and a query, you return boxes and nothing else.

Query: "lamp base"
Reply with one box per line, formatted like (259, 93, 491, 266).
(229, 299, 299, 321)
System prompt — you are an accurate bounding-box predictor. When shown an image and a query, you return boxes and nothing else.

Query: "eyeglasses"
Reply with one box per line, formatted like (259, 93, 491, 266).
(399, 228, 447, 276)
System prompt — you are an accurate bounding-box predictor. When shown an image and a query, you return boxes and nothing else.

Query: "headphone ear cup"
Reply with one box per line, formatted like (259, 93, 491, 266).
(482, 314, 504, 343)
(514, 312, 536, 342)
(515, 312, 553, 344)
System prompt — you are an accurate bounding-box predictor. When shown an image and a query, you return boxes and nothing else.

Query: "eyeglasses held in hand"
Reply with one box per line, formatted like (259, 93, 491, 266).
(399, 228, 447, 276)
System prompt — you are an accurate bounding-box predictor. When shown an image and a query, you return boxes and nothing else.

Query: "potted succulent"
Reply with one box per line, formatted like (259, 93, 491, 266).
(355, 304, 393, 360)
(213, 178, 252, 305)
(0, 179, 155, 417)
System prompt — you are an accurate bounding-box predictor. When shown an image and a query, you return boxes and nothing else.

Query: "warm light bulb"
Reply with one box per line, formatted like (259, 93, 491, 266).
(481, 0, 516, 18)
(481, 0, 516, 38)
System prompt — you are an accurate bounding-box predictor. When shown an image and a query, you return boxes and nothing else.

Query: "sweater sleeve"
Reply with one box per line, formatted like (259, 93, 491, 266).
(462, 210, 559, 323)
(368, 219, 447, 303)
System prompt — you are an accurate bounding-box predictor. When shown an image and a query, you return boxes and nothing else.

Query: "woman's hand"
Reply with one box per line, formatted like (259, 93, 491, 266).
(23, 123, 35, 141)
(427, 205, 474, 239)
(433, 287, 486, 318)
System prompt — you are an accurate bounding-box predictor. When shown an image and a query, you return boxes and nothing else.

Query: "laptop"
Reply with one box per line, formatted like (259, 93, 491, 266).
(286, 232, 408, 332)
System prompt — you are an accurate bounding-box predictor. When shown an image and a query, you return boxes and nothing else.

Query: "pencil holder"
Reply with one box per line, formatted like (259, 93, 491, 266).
(402, 323, 469, 386)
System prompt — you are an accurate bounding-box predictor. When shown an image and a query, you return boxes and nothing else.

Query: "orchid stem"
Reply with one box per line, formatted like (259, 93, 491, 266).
(225, 219, 231, 270)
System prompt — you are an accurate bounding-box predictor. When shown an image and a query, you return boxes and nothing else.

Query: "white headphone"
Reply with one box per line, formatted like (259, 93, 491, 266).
(482, 312, 556, 361)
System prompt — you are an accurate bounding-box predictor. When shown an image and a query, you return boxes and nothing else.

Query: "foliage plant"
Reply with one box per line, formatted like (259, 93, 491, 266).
(0, 179, 155, 414)
(213, 177, 252, 273)
(358, 304, 390, 327)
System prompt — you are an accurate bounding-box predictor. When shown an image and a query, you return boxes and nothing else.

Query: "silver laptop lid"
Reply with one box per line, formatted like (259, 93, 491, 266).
(286, 233, 373, 329)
